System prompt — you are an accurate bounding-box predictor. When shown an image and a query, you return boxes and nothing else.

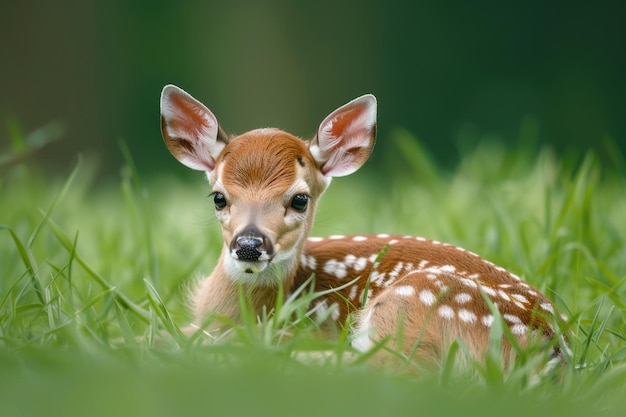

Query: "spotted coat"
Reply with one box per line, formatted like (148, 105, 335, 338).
(294, 234, 566, 364)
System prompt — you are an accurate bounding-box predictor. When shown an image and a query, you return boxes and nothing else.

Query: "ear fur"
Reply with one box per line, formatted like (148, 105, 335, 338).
(160, 85, 229, 172)
(309, 94, 377, 177)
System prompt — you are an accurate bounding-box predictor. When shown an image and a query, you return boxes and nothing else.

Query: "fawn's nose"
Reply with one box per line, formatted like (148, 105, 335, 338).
(235, 236, 263, 261)
(231, 226, 273, 261)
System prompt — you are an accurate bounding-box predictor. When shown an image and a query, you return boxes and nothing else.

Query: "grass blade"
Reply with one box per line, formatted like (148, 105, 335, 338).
(1, 226, 44, 304)
(41, 212, 151, 324)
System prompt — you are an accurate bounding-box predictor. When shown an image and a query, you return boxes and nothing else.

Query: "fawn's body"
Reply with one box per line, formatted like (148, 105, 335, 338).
(161, 85, 566, 368)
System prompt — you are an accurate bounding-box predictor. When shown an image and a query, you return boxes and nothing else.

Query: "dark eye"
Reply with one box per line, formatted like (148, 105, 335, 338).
(212, 192, 227, 210)
(290, 194, 309, 211)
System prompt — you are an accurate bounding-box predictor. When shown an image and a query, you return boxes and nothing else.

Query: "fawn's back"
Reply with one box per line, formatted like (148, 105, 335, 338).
(160, 85, 567, 369)
(296, 234, 564, 365)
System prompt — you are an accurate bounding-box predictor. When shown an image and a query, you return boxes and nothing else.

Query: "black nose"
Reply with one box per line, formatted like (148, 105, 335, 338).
(235, 236, 263, 261)
(231, 225, 273, 261)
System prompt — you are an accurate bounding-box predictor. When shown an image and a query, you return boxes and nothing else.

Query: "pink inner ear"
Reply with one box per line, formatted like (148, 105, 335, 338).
(161, 85, 223, 172)
(313, 95, 376, 178)
(164, 93, 213, 140)
(327, 107, 362, 139)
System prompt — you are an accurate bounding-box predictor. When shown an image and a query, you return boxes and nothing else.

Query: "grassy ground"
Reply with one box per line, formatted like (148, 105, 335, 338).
(1, 130, 625, 416)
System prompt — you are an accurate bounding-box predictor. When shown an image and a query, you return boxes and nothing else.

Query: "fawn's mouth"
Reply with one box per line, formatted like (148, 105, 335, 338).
(231, 256, 273, 275)
(243, 263, 264, 274)
(226, 240, 279, 279)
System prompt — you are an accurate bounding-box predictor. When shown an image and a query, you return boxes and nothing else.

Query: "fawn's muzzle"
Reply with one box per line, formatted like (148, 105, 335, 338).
(231, 226, 274, 261)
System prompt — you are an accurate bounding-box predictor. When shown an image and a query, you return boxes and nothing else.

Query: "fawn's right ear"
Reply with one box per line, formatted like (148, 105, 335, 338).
(309, 94, 377, 178)
(160, 85, 229, 172)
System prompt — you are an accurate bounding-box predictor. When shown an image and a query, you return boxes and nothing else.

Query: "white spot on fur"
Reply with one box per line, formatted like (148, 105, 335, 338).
(440, 265, 456, 273)
(395, 285, 415, 297)
(307, 237, 324, 242)
(498, 290, 511, 301)
(348, 285, 358, 300)
(330, 303, 340, 321)
(458, 309, 477, 323)
(454, 293, 472, 304)
(515, 302, 527, 310)
(299, 255, 317, 270)
(511, 294, 529, 305)
(503, 314, 522, 324)
(323, 259, 347, 279)
(460, 278, 478, 289)
(383, 262, 404, 286)
(352, 236, 368, 242)
(314, 300, 329, 320)
(482, 315, 494, 327)
(329, 235, 345, 240)
(480, 286, 497, 297)
(354, 257, 368, 271)
(540, 302, 555, 313)
(511, 324, 527, 335)
(438, 305, 455, 320)
(359, 288, 371, 306)
(370, 271, 387, 286)
(419, 289, 437, 306)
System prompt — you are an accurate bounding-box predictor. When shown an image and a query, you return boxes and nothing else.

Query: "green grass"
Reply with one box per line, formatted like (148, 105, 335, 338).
(1, 129, 625, 416)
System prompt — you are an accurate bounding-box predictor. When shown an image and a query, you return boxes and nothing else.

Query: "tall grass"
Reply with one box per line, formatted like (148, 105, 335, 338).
(1, 128, 625, 416)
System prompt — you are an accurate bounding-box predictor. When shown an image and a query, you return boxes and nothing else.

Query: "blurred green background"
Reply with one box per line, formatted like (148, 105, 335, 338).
(1, 0, 624, 177)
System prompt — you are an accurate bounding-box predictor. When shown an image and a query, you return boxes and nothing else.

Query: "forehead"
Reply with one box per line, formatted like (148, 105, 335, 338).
(216, 128, 320, 196)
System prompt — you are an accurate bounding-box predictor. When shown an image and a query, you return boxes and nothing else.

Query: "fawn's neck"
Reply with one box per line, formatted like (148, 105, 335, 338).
(191, 250, 302, 325)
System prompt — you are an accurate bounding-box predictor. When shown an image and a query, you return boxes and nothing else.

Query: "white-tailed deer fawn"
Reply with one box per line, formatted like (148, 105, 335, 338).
(160, 85, 567, 368)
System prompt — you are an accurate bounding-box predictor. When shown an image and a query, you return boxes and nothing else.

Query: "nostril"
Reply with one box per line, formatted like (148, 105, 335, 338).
(237, 236, 263, 249)
(234, 236, 264, 261)
(236, 246, 262, 261)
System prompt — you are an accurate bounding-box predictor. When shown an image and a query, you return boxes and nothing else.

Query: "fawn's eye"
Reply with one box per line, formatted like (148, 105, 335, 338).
(290, 194, 309, 211)
(212, 192, 227, 210)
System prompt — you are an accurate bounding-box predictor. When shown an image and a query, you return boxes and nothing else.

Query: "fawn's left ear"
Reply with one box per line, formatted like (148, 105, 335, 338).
(160, 84, 230, 173)
(309, 94, 377, 177)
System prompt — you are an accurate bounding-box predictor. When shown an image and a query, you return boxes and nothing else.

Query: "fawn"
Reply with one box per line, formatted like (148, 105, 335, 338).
(160, 85, 568, 369)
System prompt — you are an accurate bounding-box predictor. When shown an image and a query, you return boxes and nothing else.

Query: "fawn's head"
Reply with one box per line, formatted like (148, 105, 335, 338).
(160, 85, 377, 284)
